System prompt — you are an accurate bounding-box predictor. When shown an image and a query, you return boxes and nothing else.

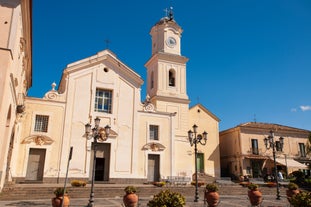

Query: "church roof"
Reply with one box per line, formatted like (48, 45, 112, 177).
(189, 103, 221, 122)
(221, 122, 310, 135)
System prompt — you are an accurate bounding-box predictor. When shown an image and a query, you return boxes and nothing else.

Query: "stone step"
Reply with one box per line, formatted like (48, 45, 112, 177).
(0, 183, 288, 201)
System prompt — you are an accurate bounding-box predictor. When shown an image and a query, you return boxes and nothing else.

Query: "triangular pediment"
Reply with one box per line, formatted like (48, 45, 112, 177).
(189, 104, 220, 122)
(58, 49, 143, 94)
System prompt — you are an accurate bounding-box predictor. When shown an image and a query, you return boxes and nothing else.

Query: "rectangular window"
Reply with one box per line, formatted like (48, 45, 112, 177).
(299, 143, 306, 157)
(95, 89, 112, 113)
(34, 115, 49, 132)
(276, 141, 282, 151)
(149, 125, 159, 140)
(251, 139, 259, 155)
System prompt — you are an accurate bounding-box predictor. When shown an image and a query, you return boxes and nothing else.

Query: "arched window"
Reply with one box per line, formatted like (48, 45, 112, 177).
(169, 69, 175, 87)
(151, 71, 154, 89)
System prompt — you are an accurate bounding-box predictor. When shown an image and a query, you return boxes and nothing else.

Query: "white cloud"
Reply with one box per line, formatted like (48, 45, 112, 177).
(300, 105, 311, 111)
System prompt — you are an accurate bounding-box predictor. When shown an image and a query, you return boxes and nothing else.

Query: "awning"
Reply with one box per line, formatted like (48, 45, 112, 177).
(274, 158, 308, 169)
(245, 155, 269, 160)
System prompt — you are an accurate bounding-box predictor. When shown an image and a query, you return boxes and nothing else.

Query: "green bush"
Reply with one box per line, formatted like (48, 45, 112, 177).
(147, 190, 185, 207)
(205, 183, 219, 192)
(152, 181, 166, 187)
(290, 191, 311, 207)
(53, 187, 67, 197)
(287, 182, 299, 190)
(304, 178, 311, 185)
(248, 183, 259, 191)
(70, 180, 86, 187)
(191, 181, 205, 187)
(124, 186, 137, 194)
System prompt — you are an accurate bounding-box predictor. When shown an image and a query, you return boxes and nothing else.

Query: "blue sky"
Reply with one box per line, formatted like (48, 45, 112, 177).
(30, 0, 311, 131)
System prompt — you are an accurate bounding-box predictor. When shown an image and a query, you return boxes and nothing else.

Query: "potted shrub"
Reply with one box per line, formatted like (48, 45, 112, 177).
(70, 180, 86, 187)
(286, 182, 300, 203)
(191, 181, 205, 187)
(290, 191, 311, 207)
(152, 181, 166, 187)
(123, 186, 138, 207)
(204, 183, 219, 207)
(51, 187, 70, 207)
(247, 183, 262, 206)
(147, 189, 185, 207)
(266, 181, 277, 187)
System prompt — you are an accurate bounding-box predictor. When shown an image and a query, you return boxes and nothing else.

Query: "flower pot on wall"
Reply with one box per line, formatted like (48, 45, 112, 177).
(123, 186, 138, 207)
(51, 187, 70, 207)
(247, 184, 262, 206)
(123, 193, 138, 207)
(205, 191, 220, 207)
(204, 183, 220, 207)
(286, 182, 300, 204)
(51, 195, 70, 207)
(248, 190, 262, 206)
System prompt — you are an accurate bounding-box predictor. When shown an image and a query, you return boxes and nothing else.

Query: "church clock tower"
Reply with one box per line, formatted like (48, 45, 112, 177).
(145, 8, 189, 136)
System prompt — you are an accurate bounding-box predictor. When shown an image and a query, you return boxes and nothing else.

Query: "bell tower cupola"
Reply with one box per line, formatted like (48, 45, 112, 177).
(150, 7, 182, 56)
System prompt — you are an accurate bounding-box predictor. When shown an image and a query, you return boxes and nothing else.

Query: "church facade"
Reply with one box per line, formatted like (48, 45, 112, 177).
(9, 11, 221, 184)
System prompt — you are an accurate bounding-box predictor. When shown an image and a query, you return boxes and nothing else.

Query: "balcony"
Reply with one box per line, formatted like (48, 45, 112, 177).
(247, 148, 263, 155)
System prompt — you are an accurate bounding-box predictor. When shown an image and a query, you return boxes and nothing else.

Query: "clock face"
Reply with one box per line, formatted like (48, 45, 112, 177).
(166, 37, 177, 48)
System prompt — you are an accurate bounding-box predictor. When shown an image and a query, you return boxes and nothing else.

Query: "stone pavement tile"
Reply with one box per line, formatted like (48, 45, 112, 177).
(0, 195, 290, 207)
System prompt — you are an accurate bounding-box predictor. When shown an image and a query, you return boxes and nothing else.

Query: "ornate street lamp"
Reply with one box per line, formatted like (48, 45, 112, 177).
(264, 130, 284, 200)
(85, 117, 111, 207)
(188, 124, 208, 202)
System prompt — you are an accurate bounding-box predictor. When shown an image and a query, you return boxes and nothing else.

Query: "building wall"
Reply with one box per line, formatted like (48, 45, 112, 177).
(219, 128, 241, 177)
(138, 111, 175, 179)
(0, 0, 32, 190)
(189, 105, 221, 178)
(220, 123, 311, 179)
(10, 97, 65, 182)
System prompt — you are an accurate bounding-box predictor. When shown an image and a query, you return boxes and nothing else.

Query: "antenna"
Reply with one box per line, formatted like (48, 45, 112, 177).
(163, 8, 169, 17)
(168, 6, 174, 20)
(253, 114, 257, 123)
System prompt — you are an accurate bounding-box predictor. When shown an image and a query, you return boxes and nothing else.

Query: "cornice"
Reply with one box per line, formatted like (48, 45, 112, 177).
(145, 52, 188, 68)
(63, 49, 144, 86)
(150, 95, 190, 104)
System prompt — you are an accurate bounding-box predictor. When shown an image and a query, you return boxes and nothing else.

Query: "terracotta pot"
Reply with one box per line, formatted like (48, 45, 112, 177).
(248, 190, 262, 206)
(123, 193, 138, 207)
(205, 191, 220, 207)
(286, 189, 300, 203)
(51, 195, 70, 207)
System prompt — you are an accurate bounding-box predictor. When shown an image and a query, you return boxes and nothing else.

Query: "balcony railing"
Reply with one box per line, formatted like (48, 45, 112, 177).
(247, 148, 263, 155)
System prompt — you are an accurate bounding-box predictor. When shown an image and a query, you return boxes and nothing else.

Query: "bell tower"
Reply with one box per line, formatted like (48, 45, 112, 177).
(145, 8, 189, 136)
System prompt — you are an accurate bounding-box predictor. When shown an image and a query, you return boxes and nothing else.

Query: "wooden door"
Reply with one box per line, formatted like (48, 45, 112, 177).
(25, 148, 46, 181)
(147, 154, 160, 182)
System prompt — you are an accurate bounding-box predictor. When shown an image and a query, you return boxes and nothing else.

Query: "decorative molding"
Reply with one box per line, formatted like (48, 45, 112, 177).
(21, 135, 54, 145)
(142, 142, 165, 152)
(143, 95, 155, 112)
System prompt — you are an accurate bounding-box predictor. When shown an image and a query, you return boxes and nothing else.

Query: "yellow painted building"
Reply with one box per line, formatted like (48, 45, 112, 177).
(220, 122, 310, 180)
(8, 10, 221, 185)
(0, 0, 32, 191)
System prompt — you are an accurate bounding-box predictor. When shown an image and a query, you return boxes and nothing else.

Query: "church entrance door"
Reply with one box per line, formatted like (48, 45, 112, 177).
(92, 143, 110, 181)
(147, 154, 160, 182)
(25, 148, 46, 181)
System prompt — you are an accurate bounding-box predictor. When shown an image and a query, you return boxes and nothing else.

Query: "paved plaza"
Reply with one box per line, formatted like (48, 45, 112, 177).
(0, 195, 290, 207)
